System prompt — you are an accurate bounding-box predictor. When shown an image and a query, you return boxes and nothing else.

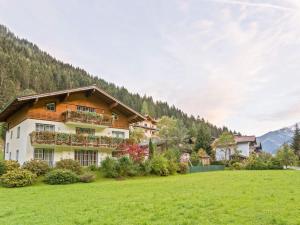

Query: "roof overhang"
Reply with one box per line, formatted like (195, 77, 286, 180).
(0, 85, 146, 123)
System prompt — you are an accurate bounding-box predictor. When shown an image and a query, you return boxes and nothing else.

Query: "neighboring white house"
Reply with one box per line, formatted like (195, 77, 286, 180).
(215, 136, 262, 161)
(131, 115, 158, 139)
(0, 86, 145, 166)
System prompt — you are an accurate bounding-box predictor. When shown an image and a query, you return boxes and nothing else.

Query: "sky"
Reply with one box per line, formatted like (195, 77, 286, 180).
(0, 0, 300, 136)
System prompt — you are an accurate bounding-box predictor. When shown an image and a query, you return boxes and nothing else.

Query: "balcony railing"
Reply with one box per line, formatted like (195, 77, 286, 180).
(62, 110, 113, 127)
(30, 131, 129, 149)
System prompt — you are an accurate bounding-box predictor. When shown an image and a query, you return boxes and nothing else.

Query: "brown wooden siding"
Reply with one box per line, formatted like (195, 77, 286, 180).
(7, 92, 129, 129)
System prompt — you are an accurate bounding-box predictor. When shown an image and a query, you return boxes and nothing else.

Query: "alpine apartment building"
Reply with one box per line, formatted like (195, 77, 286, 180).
(0, 86, 145, 166)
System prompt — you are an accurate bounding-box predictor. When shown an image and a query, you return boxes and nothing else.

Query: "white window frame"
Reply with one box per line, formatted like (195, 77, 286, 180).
(6, 142, 9, 153)
(16, 150, 19, 162)
(75, 150, 98, 166)
(77, 105, 95, 113)
(35, 123, 55, 132)
(34, 149, 54, 166)
(17, 126, 20, 139)
(112, 131, 125, 139)
(46, 102, 56, 112)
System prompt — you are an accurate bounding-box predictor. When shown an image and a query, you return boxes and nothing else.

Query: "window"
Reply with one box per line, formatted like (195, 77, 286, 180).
(9, 152, 11, 160)
(6, 143, 9, 153)
(46, 102, 56, 112)
(17, 127, 20, 139)
(75, 150, 97, 166)
(76, 127, 95, 135)
(77, 105, 95, 113)
(112, 131, 125, 139)
(16, 150, 19, 162)
(34, 149, 54, 166)
(10, 131, 13, 139)
(112, 112, 119, 120)
(36, 123, 55, 132)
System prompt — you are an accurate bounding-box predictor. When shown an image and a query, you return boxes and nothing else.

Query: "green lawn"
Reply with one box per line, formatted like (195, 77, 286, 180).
(0, 171, 299, 225)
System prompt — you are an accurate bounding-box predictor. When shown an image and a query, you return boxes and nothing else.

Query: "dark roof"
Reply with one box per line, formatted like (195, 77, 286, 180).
(234, 136, 256, 143)
(0, 85, 145, 123)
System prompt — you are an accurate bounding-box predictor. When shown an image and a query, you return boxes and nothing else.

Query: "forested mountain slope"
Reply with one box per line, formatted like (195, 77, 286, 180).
(0, 24, 232, 137)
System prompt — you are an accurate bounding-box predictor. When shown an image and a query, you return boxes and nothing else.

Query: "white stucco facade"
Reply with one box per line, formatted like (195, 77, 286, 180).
(4, 118, 129, 166)
(215, 142, 251, 161)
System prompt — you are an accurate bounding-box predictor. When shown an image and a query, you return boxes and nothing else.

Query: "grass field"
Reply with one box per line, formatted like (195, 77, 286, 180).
(0, 171, 299, 225)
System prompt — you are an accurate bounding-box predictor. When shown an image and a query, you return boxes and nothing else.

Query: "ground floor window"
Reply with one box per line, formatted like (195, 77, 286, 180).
(34, 148, 54, 166)
(112, 131, 125, 139)
(74, 150, 98, 166)
(16, 150, 19, 162)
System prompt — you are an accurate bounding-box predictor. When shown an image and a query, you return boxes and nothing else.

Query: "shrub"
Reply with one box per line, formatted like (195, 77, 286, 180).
(268, 158, 283, 170)
(150, 155, 169, 176)
(0, 161, 5, 176)
(5, 160, 20, 171)
(56, 159, 82, 174)
(0, 160, 20, 176)
(138, 160, 152, 176)
(0, 169, 37, 188)
(231, 162, 243, 170)
(167, 160, 179, 175)
(178, 162, 189, 174)
(164, 148, 181, 161)
(44, 169, 79, 185)
(79, 172, 96, 183)
(22, 160, 50, 176)
(211, 161, 225, 166)
(117, 156, 138, 177)
(101, 157, 119, 178)
(190, 152, 199, 166)
(88, 164, 98, 171)
(245, 160, 268, 170)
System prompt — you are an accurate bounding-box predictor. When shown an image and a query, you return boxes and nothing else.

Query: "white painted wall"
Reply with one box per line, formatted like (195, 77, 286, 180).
(215, 142, 251, 161)
(237, 142, 250, 157)
(4, 118, 129, 166)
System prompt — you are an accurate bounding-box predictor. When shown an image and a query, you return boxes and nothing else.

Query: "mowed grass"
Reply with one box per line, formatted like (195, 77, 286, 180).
(0, 171, 299, 225)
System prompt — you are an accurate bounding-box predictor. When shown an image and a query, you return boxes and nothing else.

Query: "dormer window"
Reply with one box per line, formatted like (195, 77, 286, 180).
(46, 102, 56, 112)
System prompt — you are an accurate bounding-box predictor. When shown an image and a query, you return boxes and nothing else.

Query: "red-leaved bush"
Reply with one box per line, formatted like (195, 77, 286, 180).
(117, 144, 147, 162)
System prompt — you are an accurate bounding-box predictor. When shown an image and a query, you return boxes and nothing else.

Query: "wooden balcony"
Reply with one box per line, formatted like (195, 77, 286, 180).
(30, 131, 129, 150)
(62, 110, 113, 128)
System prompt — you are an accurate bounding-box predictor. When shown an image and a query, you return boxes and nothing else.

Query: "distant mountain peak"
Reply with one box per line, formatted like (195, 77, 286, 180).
(258, 123, 298, 154)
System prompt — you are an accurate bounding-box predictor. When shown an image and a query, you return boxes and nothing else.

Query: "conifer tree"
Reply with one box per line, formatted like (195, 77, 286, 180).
(291, 124, 300, 158)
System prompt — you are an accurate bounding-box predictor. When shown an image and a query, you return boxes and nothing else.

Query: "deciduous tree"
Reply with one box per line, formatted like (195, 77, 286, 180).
(276, 144, 297, 169)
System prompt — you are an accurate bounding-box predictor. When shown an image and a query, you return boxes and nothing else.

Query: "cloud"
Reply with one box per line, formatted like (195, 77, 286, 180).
(207, 0, 295, 12)
(159, 0, 300, 133)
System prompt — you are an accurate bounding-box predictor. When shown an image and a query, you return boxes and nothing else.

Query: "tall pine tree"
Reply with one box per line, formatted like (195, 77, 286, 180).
(291, 123, 300, 158)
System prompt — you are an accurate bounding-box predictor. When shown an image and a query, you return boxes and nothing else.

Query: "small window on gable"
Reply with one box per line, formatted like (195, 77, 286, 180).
(10, 131, 13, 139)
(46, 102, 56, 112)
(112, 112, 119, 120)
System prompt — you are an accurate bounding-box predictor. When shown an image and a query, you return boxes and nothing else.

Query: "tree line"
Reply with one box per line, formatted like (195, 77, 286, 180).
(0, 24, 234, 138)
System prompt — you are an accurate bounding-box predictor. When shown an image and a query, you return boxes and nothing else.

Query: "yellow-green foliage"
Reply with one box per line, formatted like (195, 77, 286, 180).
(0, 169, 37, 188)
(22, 160, 50, 176)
